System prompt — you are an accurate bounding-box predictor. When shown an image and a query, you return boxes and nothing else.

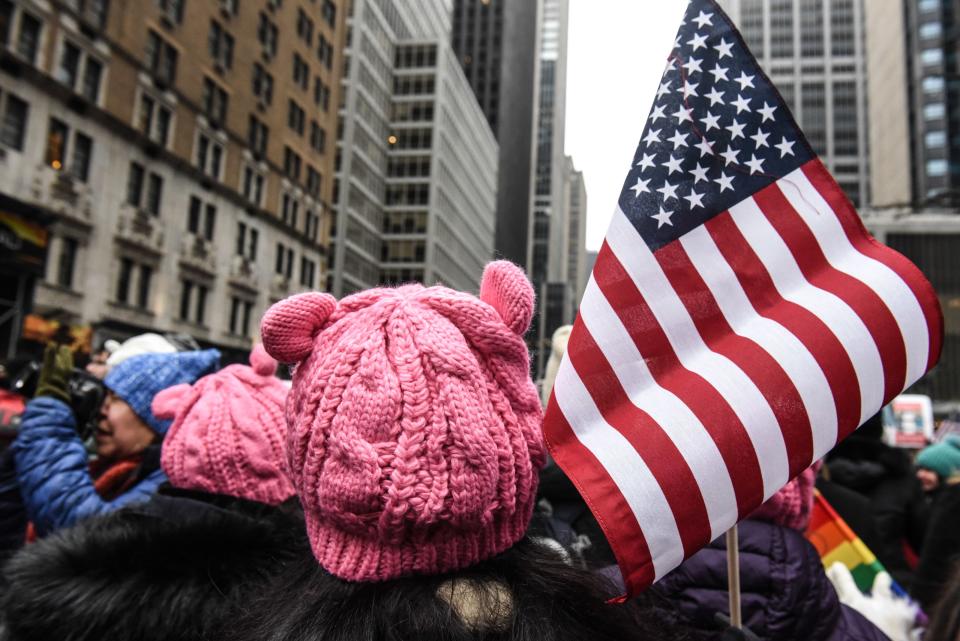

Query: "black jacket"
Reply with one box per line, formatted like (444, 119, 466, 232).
(912, 479, 960, 610)
(0, 486, 308, 641)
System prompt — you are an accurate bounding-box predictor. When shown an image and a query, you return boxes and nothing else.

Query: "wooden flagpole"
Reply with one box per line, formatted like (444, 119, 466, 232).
(726, 525, 742, 629)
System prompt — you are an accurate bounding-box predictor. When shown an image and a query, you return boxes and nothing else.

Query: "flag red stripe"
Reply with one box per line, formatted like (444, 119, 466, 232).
(594, 242, 764, 516)
(801, 161, 944, 373)
(565, 321, 713, 556)
(754, 183, 907, 406)
(542, 396, 655, 596)
(653, 240, 814, 477)
(705, 212, 862, 441)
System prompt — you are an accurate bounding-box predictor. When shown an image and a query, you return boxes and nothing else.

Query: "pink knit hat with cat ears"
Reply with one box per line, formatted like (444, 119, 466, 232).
(260, 261, 545, 582)
(152, 345, 295, 506)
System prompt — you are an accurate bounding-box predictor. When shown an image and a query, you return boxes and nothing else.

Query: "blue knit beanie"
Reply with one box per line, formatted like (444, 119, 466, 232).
(916, 436, 960, 481)
(104, 349, 220, 435)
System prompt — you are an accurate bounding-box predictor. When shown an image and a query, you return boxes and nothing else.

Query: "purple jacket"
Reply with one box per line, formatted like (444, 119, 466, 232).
(652, 520, 890, 641)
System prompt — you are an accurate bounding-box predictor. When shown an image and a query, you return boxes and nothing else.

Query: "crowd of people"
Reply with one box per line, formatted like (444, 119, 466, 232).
(0, 261, 955, 640)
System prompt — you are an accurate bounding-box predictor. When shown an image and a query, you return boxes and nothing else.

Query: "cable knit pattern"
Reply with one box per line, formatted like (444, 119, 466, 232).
(154, 345, 294, 506)
(260, 261, 544, 582)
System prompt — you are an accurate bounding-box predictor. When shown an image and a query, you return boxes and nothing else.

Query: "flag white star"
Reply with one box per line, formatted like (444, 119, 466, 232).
(732, 94, 752, 114)
(750, 129, 770, 148)
(657, 80, 672, 99)
(714, 39, 734, 59)
(684, 189, 706, 209)
(705, 87, 725, 106)
(673, 105, 694, 123)
(630, 176, 651, 197)
(674, 35, 682, 50)
(652, 206, 674, 228)
(636, 152, 657, 172)
(692, 10, 713, 28)
(709, 65, 729, 82)
(725, 119, 746, 140)
(683, 57, 703, 74)
(664, 155, 684, 174)
(735, 71, 756, 90)
(720, 147, 740, 165)
(715, 172, 735, 192)
(758, 102, 777, 123)
(657, 181, 679, 202)
(687, 32, 708, 51)
(775, 137, 796, 158)
(681, 80, 699, 98)
(650, 104, 667, 123)
(690, 163, 710, 184)
(695, 138, 715, 157)
(746, 154, 766, 175)
(668, 129, 689, 148)
(701, 111, 721, 131)
(643, 128, 662, 146)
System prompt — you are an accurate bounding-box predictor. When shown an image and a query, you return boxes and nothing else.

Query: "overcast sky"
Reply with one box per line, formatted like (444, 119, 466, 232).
(565, 0, 689, 251)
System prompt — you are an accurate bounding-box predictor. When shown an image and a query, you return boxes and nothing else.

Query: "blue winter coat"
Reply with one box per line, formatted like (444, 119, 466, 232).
(652, 519, 891, 641)
(12, 397, 166, 535)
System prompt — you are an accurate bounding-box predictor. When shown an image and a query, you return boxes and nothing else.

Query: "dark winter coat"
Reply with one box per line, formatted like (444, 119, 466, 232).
(0, 486, 309, 641)
(827, 434, 928, 588)
(912, 478, 960, 610)
(11, 397, 166, 535)
(652, 520, 891, 641)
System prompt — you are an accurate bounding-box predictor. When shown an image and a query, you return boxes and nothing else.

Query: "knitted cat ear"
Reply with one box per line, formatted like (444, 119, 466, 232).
(151, 384, 194, 421)
(260, 292, 337, 363)
(479, 261, 535, 336)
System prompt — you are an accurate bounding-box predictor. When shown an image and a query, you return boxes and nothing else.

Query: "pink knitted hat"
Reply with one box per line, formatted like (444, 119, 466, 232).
(751, 463, 820, 531)
(152, 345, 295, 506)
(260, 261, 545, 582)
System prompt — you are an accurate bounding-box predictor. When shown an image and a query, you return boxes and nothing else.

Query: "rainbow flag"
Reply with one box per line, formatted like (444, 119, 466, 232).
(805, 490, 906, 597)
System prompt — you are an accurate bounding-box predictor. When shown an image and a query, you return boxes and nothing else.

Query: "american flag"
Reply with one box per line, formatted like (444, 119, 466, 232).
(542, 0, 943, 598)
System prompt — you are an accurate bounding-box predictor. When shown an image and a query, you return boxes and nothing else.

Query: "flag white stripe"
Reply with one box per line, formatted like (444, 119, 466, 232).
(680, 226, 839, 457)
(779, 168, 931, 388)
(579, 278, 738, 538)
(553, 356, 684, 579)
(728, 198, 885, 424)
(608, 209, 790, 499)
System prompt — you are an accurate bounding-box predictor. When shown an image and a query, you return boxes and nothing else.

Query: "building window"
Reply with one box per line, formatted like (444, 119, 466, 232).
(46, 118, 69, 170)
(57, 40, 105, 103)
(242, 164, 265, 206)
(252, 63, 273, 105)
(156, 0, 184, 23)
(924, 103, 946, 120)
(116, 258, 153, 310)
(830, 0, 855, 56)
(247, 115, 269, 156)
(229, 296, 254, 337)
(126, 161, 164, 215)
(44, 119, 93, 182)
(300, 256, 316, 288)
(926, 131, 947, 148)
(313, 78, 330, 110)
(927, 159, 948, 177)
(799, 0, 823, 57)
(178, 279, 208, 325)
(919, 0, 939, 11)
(283, 146, 302, 181)
(321, 0, 336, 27)
(201, 77, 228, 126)
(921, 48, 944, 66)
(393, 128, 432, 150)
(281, 192, 299, 228)
(257, 12, 278, 58)
(801, 83, 826, 155)
(297, 8, 313, 45)
(187, 196, 217, 241)
(208, 20, 234, 70)
(275, 242, 294, 279)
(136, 92, 172, 147)
(56, 237, 79, 289)
(62, 0, 110, 28)
(306, 166, 321, 197)
(293, 53, 310, 91)
(832, 81, 858, 156)
(288, 100, 305, 135)
(309, 121, 326, 152)
(920, 21, 942, 39)
(317, 34, 333, 69)
(305, 209, 319, 242)
(15, 10, 42, 65)
(923, 76, 945, 94)
(393, 75, 436, 95)
(195, 132, 224, 179)
(0, 92, 28, 151)
(770, 0, 794, 58)
(145, 30, 178, 86)
(236, 221, 258, 260)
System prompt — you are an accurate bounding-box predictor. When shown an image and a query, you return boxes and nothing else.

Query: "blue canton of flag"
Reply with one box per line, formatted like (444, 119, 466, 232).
(621, 0, 813, 250)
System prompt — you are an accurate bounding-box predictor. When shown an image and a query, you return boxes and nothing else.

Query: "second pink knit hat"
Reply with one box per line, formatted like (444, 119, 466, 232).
(260, 261, 545, 582)
(152, 345, 295, 506)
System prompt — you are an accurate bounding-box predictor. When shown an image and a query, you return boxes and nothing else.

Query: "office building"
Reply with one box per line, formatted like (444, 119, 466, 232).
(328, 0, 498, 296)
(718, 0, 869, 206)
(0, 0, 344, 358)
